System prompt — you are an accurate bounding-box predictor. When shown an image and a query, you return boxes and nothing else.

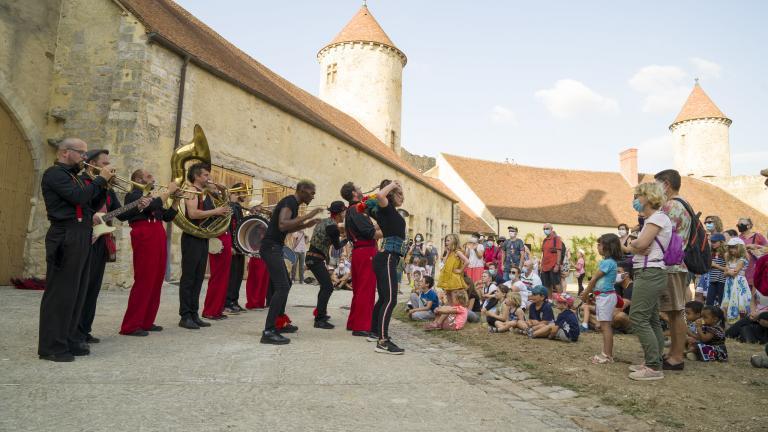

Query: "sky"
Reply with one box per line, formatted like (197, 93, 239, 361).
(175, 0, 767, 176)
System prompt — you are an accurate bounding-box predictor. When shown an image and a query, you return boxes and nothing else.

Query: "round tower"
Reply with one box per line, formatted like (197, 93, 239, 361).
(318, 5, 406, 155)
(669, 81, 732, 178)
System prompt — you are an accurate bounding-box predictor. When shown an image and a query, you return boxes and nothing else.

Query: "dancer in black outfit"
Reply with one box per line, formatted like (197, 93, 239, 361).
(368, 179, 407, 355)
(306, 200, 349, 329)
(260, 180, 323, 345)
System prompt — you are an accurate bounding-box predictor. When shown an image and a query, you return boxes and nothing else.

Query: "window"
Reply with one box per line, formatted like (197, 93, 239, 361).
(326, 63, 337, 84)
(390, 130, 396, 148)
(210, 165, 253, 190)
(425, 217, 434, 241)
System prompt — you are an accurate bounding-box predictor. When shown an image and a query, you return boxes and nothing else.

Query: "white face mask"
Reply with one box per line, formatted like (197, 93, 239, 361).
(509, 232, 517, 239)
(615, 273, 624, 283)
(618, 229, 627, 237)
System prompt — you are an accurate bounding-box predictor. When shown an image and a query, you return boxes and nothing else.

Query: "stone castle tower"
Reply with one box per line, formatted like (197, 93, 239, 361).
(318, 5, 407, 155)
(669, 82, 732, 178)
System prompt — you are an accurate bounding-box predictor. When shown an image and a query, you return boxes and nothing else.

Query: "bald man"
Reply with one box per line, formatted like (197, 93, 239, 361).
(38, 138, 114, 362)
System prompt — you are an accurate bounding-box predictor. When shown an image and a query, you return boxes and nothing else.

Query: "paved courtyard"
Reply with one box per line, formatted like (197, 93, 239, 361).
(0, 283, 649, 432)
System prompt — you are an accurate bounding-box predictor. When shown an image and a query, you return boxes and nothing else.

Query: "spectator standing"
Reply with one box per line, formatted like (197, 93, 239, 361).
(502, 226, 525, 281)
(483, 237, 502, 271)
(738, 217, 767, 290)
(540, 223, 564, 294)
(704, 215, 723, 235)
(576, 249, 586, 295)
(290, 230, 308, 283)
(706, 233, 727, 306)
(436, 234, 469, 302)
(424, 240, 438, 278)
(464, 235, 486, 284)
(655, 169, 692, 371)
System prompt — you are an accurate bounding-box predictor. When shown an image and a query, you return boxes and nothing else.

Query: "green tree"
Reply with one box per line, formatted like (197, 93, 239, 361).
(569, 235, 599, 277)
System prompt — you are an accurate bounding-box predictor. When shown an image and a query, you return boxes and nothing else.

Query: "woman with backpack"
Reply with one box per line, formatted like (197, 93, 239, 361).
(624, 182, 674, 381)
(737, 217, 767, 290)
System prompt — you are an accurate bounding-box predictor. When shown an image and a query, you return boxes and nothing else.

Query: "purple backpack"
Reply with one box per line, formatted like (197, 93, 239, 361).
(656, 229, 685, 266)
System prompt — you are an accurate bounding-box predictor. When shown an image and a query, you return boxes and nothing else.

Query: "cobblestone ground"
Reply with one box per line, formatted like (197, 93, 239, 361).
(0, 283, 651, 432)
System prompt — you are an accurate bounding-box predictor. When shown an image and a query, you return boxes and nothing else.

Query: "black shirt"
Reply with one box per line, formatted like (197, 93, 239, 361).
(81, 175, 121, 216)
(263, 195, 298, 246)
(117, 188, 178, 223)
(372, 203, 406, 238)
(345, 201, 376, 241)
(41, 163, 108, 222)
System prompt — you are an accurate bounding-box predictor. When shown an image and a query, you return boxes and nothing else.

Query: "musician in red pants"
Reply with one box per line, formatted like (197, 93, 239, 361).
(202, 230, 232, 320)
(245, 256, 270, 309)
(341, 182, 381, 337)
(117, 169, 180, 336)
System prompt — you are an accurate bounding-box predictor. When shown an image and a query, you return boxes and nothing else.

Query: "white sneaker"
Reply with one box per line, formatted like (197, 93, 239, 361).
(629, 366, 664, 381)
(628, 363, 645, 372)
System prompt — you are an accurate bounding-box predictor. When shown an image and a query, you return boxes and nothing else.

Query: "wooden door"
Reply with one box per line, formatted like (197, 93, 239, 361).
(0, 103, 34, 284)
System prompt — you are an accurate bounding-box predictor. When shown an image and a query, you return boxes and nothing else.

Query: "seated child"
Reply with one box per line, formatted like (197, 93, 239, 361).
(688, 305, 728, 362)
(410, 257, 427, 289)
(685, 300, 704, 351)
(407, 276, 439, 321)
(524, 285, 556, 338)
(424, 290, 469, 331)
(493, 292, 527, 333)
(611, 262, 634, 333)
(540, 293, 580, 342)
(332, 255, 352, 290)
(483, 284, 510, 328)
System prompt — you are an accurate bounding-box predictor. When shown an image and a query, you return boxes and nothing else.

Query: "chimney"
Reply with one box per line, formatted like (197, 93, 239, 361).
(620, 148, 638, 187)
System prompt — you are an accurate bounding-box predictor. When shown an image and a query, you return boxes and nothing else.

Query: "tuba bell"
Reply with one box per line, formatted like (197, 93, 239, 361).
(170, 124, 232, 238)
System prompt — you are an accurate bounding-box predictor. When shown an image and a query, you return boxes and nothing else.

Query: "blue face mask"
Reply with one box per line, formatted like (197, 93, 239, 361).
(705, 223, 714, 231)
(543, 229, 551, 236)
(632, 198, 644, 212)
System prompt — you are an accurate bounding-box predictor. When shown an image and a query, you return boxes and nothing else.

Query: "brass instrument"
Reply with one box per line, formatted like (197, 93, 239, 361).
(82, 162, 152, 194)
(170, 125, 232, 238)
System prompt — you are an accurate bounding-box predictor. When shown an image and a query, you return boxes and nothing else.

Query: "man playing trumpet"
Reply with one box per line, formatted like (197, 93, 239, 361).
(116, 169, 181, 336)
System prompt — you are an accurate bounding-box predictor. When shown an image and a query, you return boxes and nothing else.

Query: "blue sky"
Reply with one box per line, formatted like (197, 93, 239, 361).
(175, 0, 767, 176)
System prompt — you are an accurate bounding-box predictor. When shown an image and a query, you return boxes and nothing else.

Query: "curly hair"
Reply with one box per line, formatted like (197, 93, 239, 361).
(634, 182, 666, 210)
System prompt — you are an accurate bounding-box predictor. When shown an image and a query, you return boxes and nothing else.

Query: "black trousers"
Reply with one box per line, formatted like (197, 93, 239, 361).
(179, 233, 208, 319)
(261, 242, 291, 331)
(225, 253, 246, 306)
(306, 256, 334, 319)
(726, 317, 768, 344)
(577, 273, 586, 294)
(77, 236, 108, 340)
(39, 223, 92, 356)
(371, 252, 400, 339)
(705, 281, 725, 306)
(541, 270, 560, 293)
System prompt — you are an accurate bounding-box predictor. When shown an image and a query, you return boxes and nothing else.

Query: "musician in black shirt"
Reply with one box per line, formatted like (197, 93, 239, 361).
(116, 169, 180, 336)
(225, 184, 248, 314)
(38, 138, 114, 362)
(368, 179, 407, 355)
(260, 180, 322, 345)
(76, 149, 121, 345)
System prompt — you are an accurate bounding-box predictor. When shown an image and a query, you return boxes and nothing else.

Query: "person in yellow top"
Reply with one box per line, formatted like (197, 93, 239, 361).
(437, 234, 469, 303)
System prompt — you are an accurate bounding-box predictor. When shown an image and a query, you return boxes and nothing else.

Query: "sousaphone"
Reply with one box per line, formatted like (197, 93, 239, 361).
(170, 125, 232, 238)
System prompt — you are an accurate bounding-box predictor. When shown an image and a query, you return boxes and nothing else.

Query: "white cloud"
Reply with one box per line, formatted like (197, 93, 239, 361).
(535, 79, 619, 119)
(628, 65, 690, 113)
(690, 57, 722, 80)
(491, 105, 518, 125)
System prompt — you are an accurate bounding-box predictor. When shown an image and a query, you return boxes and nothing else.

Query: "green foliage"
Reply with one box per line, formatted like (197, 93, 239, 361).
(570, 235, 599, 277)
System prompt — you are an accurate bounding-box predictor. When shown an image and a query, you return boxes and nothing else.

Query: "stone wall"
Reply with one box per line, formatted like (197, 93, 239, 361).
(671, 118, 731, 178)
(702, 175, 768, 220)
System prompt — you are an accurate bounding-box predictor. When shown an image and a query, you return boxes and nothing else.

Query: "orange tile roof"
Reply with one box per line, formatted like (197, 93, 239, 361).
(116, 0, 447, 199)
(459, 202, 495, 234)
(325, 6, 400, 51)
(671, 83, 729, 126)
(442, 153, 768, 230)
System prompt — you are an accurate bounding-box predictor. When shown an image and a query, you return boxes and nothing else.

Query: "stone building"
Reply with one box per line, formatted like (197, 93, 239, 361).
(0, 0, 457, 286)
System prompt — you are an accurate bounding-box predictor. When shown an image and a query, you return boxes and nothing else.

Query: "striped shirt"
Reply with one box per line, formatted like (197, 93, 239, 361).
(709, 254, 726, 283)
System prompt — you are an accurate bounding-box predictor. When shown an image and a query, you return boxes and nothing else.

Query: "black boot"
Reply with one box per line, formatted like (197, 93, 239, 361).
(260, 330, 290, 345)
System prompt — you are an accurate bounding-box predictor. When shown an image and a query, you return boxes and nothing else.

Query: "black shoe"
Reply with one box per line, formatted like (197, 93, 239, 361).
(179, 318, 200, 330)
(276, 324, 298, 334)
(314, 320, 335, 329)
(366, 334, 379, 342)
(375, 339, 404, 355)
(202, 314, 227, 321)
(39, 353, 75, 362)
(260, 330, 290, 345)
(224, 305, 241, 314)
(662, 360, 684, 371)
(70, 343, 90, 356)
(193, 316, 211, 327)
(233, 304, 246, 313)
(148, 325, 163, 332)
(352, 331, 369, 337)
(126, 329, 149, 337)
(85, 334, 100, 344)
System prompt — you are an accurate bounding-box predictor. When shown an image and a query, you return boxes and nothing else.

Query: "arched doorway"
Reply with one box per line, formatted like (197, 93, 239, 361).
(0, 102, 34, 284)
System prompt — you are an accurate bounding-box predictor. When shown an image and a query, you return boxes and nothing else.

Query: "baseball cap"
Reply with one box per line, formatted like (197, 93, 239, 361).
(727, 237, 745, 246)
(553, 293, 574, 308)
(530, 285, 548, 297)
(710, 233, 726, 242)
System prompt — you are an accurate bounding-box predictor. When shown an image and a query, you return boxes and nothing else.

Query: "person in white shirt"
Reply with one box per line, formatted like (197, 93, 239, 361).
(465, 234, 486, 284)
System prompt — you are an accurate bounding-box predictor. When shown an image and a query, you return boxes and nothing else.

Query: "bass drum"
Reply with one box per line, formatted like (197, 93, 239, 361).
(234, 214, 269, 257)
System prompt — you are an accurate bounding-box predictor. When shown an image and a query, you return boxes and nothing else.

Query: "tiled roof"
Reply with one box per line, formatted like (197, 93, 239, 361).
(671, 83, 729, 126)
(442, 153, 768, 230)
(325, 6, 399, 51)
(460, 202, 495, 234)
(116, 0, 445, 199)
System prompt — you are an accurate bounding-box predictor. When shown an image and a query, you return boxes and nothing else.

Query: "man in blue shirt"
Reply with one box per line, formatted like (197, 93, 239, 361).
(502, 226, 526, 281)
(407, 276, 439, 321)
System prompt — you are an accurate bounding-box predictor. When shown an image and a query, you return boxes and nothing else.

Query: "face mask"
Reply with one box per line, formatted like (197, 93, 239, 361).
(489, 269, 497, 276)
(737, 223, 749, 233)
(618, 229, 627, 237)
(509, 232, 516, 239)
(705, 223, 714, 232)
(486, 241, 493, 248)
(415, 237, 422, 242)
(615, 273, 624, 283)
(543, 229, 551, 236)
(632, 198, 644, 212)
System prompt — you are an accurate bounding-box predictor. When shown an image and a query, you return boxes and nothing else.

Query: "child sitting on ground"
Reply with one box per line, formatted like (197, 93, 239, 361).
(407, 276, 439, 321)
(525, 285, 555, 338)
(483, 284, 510, 329)
(410, 257, 427, 290)
(580, 233, 622, 363)
(688, 305, 728, 362)
(493, 292, 527, 333)
(550, 293, 580, 343)
(424, 290, 469, 331)
(685, 300, 704, 351)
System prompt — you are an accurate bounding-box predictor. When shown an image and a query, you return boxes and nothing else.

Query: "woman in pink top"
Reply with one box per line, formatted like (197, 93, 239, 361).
(737, 217, 767, 288)
(424, 290, 469, 331)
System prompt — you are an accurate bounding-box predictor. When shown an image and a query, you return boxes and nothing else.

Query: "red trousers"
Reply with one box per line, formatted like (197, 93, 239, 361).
(245, 256, 269, 309)
(120, 220, 167, 335)
(346, 245, 378, 331)
(203, 232, 232, 317)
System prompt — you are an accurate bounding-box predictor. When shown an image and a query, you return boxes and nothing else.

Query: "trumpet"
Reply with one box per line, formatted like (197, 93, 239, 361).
(82, 162, 151, 194)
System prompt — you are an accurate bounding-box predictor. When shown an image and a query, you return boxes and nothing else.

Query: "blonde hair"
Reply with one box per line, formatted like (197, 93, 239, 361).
(507, 292, 522, 308)
(634, 182, 666, 210)
(453, 289, 468, 307)
(445, 233, 460, 252)
(726, 243, 747, 261)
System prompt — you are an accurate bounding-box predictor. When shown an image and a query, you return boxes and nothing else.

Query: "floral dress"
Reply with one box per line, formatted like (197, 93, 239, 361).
(694, 325, 728, 362)
(437, 251, 468, 292)
(722, 258, 752, 324)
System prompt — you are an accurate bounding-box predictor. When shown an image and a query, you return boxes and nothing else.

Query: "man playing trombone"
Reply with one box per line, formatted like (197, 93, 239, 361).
(117, 168, 181, 336)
